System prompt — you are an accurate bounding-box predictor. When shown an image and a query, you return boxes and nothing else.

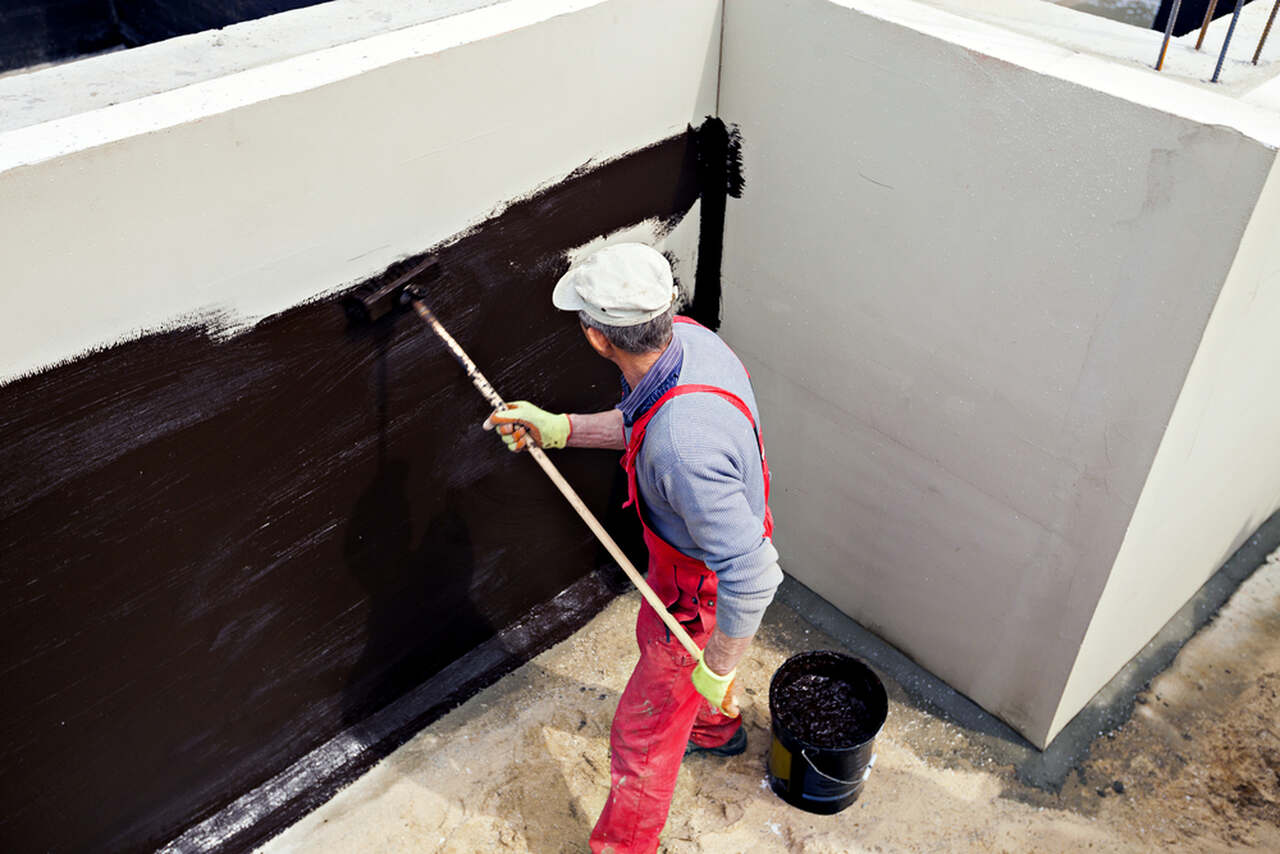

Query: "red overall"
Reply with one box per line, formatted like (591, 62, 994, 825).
(590, 321, 774, 854)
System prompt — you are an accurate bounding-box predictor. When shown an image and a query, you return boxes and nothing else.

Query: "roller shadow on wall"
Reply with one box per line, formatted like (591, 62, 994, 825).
(340, 317, 492, 729)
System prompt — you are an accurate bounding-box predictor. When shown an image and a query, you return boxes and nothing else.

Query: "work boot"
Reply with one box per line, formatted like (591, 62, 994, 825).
(684, 726, 747, 757)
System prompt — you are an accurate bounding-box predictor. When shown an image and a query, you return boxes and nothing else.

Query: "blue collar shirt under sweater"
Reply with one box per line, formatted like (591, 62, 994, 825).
(617, 322, 782, 638)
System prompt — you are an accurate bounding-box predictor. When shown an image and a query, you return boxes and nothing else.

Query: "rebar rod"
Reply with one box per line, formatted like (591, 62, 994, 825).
(1255, 0, 1279, 64)
(1157, 0, 1184, 70)
(1212, 0, 1247, 82)
(1196, 0, 1220, 50)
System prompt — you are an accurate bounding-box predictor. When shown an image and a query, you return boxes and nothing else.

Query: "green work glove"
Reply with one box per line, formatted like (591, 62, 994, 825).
(692, 654, 740, 717)
(482, 401, 571, 451)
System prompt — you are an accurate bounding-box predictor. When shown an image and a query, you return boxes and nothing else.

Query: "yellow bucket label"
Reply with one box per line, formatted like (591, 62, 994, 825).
(769, 737, 792, 783)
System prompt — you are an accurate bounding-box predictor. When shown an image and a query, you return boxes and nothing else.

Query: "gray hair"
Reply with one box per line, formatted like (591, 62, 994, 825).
(578, 305, 676, 355)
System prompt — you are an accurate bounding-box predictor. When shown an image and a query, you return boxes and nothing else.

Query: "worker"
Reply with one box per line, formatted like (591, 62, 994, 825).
(482, 243, 782, 853)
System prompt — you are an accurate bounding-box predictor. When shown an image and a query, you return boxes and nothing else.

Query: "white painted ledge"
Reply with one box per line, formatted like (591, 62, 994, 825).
(0, 0, 607, 171)
(0, 0, 506, 134)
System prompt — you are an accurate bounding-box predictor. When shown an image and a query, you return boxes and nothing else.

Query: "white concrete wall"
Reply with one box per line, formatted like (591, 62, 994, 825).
(719, 0, 1278, 745)
(1051, 153, 1280, 741)
(0, 0, 721, 384)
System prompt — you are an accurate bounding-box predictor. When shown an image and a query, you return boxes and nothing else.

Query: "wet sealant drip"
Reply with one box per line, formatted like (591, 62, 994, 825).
(689, 117, 745, 331)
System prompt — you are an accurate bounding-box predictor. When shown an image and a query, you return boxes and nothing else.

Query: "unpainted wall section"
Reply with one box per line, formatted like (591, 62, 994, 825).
(1053, 152, 1280, 741)
(0, 0, 721, 383)
(718, 0, 1274, 746)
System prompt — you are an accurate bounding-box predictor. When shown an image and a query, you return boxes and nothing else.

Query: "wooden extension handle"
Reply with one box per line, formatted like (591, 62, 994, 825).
(410, 299, 703, 659)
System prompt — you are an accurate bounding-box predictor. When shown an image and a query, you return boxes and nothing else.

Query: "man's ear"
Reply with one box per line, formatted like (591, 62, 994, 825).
(582, 325, 613, 358)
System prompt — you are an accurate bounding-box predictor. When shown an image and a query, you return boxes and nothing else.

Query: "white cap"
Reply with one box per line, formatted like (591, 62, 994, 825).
(552, 243, 677, 327)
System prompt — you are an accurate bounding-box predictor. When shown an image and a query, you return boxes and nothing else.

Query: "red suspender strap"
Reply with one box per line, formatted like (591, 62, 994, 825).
(621, 384, 772, 518)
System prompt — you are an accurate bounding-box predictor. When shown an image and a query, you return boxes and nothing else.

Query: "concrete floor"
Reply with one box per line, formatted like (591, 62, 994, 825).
(260, 548, 1280, 853)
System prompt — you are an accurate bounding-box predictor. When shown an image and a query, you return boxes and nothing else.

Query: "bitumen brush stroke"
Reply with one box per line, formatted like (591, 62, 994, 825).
(0, 129, 709, 853)
(689, 117, 745, 331)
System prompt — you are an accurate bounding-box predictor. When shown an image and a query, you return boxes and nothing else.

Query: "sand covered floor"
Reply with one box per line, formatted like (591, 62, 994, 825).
(261, 551, 1280, 853)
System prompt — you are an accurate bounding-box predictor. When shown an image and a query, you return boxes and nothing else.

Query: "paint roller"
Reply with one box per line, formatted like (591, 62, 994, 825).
(343, 259, 709, 666)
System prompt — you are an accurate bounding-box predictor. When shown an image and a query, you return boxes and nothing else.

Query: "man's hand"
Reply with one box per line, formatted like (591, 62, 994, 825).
(691, 655, 740, 717)
(482, 401, 571, 451)
(691, 627, 755, 716)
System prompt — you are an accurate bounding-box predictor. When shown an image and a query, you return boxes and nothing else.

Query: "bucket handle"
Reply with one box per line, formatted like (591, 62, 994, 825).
(800, 749, 877, 786)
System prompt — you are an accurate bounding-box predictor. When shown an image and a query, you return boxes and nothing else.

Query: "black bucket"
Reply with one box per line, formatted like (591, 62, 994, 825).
(767, 650, 888, 815)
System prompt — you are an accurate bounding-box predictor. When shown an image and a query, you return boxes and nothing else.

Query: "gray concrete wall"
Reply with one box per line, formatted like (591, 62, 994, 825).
(718, 0, 1277, 746)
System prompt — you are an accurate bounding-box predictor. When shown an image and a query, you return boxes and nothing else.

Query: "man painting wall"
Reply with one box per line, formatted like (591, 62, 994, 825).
(483, 243, 783, 853)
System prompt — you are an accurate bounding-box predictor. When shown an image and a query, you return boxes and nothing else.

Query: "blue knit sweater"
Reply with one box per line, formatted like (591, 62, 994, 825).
(619, 321, 782, 637)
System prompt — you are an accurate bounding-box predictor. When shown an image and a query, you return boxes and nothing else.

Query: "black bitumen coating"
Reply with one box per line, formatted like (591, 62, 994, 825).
(688, 119, 743, 330)
(0, 125, 735, 852)
(773, 671, 873, 747)
(164, 569, 623, 853)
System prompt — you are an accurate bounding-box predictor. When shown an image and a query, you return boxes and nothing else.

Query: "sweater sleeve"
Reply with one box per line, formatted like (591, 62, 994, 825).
(653, 435, 782, 638)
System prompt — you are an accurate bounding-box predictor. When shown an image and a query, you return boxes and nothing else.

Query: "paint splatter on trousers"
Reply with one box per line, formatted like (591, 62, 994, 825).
(588, 602, 740, 854)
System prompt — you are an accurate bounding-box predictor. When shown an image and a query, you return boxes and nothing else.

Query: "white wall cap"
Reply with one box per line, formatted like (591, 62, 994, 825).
(852, 0, 1280, 147)
(917, 0, 1279, 97)
(0, 1, 508, 135)
(0, 0, 607, 173)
